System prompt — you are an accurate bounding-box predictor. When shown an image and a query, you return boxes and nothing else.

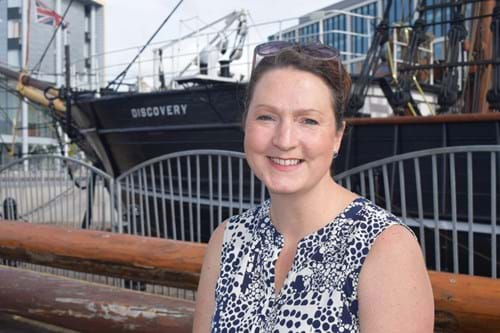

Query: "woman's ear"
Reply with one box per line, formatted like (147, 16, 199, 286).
(333, 120, 346, 153)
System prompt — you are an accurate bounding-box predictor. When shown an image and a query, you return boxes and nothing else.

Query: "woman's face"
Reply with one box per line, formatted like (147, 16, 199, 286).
(244, 67, 344, 196)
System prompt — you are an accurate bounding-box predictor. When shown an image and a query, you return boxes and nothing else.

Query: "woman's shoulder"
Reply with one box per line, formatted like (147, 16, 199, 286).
(349, 198, 414, 241)
(357, 213, 434, 332)
(340, 198, 417, 271)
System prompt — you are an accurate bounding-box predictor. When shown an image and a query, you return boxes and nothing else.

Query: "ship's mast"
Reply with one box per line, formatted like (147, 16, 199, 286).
(20, 0, 29, 161)
(475, 0, 495, 113)
(487, 0, 500, 110)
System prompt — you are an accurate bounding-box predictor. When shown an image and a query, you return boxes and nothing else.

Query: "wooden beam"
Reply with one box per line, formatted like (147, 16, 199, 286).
(0, 220, 206, 290)
(431, 271, 500, 333)
(0, 265, 194, 333)
(1, 220, 500, 332)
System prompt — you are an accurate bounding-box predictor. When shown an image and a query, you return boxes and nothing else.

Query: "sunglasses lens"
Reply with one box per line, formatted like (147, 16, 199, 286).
(252, 41, 341, 72)
(256, 41, 293, 56)
(302, 43, 340, 59)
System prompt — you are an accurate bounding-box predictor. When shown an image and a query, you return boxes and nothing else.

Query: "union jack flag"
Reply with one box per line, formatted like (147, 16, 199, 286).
(35, 0, 67, 28)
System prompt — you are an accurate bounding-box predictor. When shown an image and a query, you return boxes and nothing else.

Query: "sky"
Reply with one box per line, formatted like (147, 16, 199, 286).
(105, 0, 341, 51)
(103, 0, 341, 85)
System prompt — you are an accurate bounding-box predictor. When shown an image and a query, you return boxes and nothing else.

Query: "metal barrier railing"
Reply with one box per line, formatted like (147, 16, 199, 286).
(0, 155, 125, 296)
(0, 154, 115, 230)
(115, 150, 266, 242)
(0, 146, 498, 293)
(335, 145, 500, 278)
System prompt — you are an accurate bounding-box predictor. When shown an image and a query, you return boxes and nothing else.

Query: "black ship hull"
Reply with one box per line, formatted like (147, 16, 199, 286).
(73, 83, 247, 176)
(71, 82, 500, 177)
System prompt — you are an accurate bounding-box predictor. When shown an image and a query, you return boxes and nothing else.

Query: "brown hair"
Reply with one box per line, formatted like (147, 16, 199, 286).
(243, 47, 352, 131)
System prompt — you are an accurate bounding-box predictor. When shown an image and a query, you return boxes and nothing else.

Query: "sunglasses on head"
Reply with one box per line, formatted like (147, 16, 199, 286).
(252, 40, 341, 69)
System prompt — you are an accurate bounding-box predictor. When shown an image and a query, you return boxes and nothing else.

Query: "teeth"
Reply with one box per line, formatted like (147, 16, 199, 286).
(270, 158, 301, 166)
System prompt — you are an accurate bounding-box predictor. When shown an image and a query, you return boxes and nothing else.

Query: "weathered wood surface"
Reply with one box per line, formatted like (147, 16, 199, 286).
(1, 220, 500, 332)
(0, 312, 78, 333)
(0, 220, 206, 290)
(0, 265, 194, 333)
(431, 271, 500, 333)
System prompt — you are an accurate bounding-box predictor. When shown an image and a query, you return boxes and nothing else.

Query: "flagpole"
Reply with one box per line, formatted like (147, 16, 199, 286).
(55, 0, 67, 157)
(90, 5, 96, 91)
(56, 0, 62, 88)
(21, 0, 29, 167)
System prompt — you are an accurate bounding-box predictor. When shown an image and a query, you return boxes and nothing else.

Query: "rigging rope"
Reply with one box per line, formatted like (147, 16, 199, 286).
(24, 0, 32, 70)
(105, 0, 184, 91)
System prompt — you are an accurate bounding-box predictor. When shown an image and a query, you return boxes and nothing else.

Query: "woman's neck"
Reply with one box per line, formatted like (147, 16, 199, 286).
(269, 177, 354, 242)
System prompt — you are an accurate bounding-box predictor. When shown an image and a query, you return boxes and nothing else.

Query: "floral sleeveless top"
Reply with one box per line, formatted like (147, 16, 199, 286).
(211, 197, 408, 332)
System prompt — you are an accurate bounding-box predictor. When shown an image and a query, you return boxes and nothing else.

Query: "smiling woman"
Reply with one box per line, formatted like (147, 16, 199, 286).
(193, 42, 434, 333)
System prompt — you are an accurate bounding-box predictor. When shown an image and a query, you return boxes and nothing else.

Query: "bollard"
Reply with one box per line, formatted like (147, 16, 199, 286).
(3, 197, 17, 221)
(1, 198, 18, 267)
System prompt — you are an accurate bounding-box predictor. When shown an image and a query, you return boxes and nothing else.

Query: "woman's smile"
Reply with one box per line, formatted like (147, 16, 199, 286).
(268, 156, 304, 170)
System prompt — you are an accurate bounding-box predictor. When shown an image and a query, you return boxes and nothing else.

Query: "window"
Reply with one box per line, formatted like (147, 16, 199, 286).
(298, 22, 320, 43)
(384, 0, 415, 25)
(8, 20, 21, 38)
(7, 0, 21, 8)
(351, 3, 377, 58)
(84, 43, 89, 58)
(426, 0, 451, 38)
(433, 41, 445, 61)
(323, 14, 347, 59)
(84, 15, 90, 33)
(267, 34, 277, 41)
(282, 30, 296, 42)
(7, 50, 21, 68)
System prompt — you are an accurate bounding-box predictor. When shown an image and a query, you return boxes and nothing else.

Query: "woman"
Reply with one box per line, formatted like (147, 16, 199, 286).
(194, 41, 434, 332)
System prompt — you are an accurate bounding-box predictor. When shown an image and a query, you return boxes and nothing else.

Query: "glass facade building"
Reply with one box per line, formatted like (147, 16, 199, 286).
(269, 0, 459, 74)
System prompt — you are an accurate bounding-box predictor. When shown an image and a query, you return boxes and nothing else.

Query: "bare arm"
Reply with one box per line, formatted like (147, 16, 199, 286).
(192, 221, 227, 333)
(358, 225, 434, 333)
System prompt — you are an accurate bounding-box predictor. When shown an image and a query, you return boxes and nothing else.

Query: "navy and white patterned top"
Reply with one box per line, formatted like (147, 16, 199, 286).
(211, 197, 410, 332)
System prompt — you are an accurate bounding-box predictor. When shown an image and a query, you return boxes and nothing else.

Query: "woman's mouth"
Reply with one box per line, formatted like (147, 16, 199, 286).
(269, 157, 304, 167)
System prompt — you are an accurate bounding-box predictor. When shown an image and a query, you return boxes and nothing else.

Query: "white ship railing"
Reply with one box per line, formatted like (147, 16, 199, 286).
(63, 10, 435, 93)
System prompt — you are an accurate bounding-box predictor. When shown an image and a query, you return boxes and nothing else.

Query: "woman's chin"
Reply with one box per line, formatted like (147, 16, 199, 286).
(265, 182, 303, 196)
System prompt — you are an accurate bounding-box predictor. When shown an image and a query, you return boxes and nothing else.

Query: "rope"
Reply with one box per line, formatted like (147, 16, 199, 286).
(106, 0, 184, 90)
(24, 0, 32, 69)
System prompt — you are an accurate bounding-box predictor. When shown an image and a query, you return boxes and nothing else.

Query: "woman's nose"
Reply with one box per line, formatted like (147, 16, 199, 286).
(272, 119, 298, 151)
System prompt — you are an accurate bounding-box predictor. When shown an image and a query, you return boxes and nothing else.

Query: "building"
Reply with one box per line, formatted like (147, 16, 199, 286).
(268, 0, 456, 116)
(269, 0, 453, 71)
(0, 0, 105, 165)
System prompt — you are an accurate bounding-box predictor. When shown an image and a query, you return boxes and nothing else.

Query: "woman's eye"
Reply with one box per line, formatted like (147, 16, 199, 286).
(256, 115, 274, 121)
(303, 118, 319, 125)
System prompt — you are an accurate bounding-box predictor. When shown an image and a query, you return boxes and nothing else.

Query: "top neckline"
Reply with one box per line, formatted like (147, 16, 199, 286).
(261, 197, 367, 248)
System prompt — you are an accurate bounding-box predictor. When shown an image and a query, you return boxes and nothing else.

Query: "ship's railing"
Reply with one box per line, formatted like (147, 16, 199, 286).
(68, 10, 429, 92)
(336, 145, 500, 278)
